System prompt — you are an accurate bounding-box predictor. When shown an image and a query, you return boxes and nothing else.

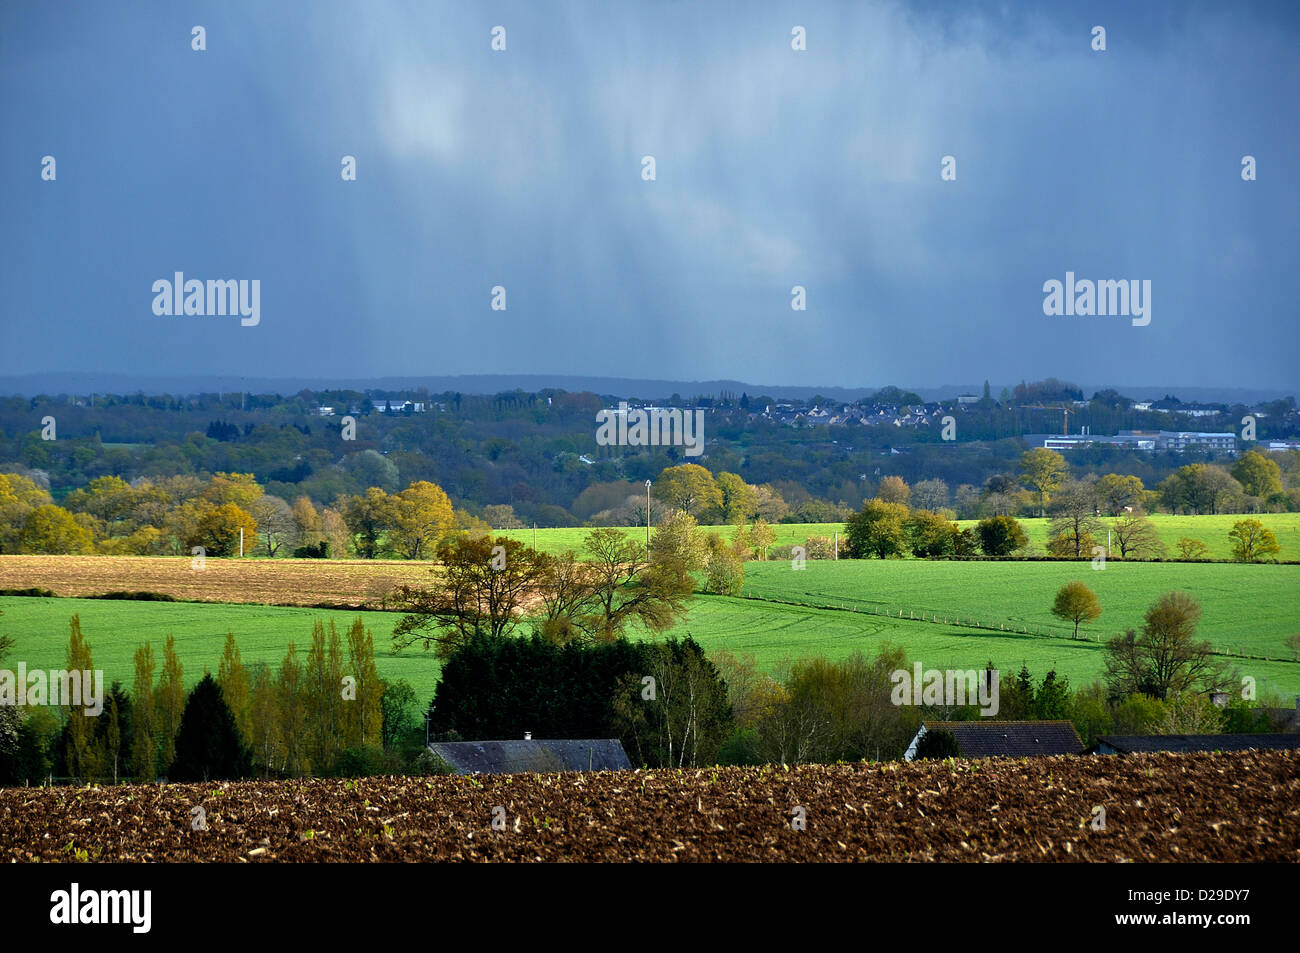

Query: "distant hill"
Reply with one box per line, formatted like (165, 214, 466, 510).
(0, 372, 1289, 406)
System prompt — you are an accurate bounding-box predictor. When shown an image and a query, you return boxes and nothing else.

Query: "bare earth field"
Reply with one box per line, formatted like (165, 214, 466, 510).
(0, 555, 439, 608)
(2, 751, 1296, 862)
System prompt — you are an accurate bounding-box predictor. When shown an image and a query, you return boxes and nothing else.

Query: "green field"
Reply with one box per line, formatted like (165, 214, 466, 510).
(5, 543, 1300, 706)
(0, 598, 439, 701)
(650, 594, 1300, 702)
(499, 513, 1300, 561)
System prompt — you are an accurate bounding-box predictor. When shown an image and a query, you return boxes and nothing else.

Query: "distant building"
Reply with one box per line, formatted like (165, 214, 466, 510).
(1093, 734, 1300, 755)
(956, 394, 979, 404)
(904, 721, 1083, 761)
(428, 738, 632, 775)
(1036, 430, 1235, 452)
(1265, 440, 1300, 452)
(316, 406, 335, 416)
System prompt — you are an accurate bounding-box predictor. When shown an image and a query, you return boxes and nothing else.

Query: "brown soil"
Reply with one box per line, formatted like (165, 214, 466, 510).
(0, 555, 442, 608)
(2, 751, 1296, 862)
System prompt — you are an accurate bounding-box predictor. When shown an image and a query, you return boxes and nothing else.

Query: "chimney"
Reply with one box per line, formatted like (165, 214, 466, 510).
(524, 731, 532, 741)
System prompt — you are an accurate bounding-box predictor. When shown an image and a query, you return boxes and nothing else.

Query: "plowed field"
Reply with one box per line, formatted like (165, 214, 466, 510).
(0, 555, 439, 608)
(2, 751, 1296, 862)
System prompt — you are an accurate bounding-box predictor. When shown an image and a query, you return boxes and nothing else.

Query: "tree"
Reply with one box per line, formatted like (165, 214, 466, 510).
(192, 502, 259, 557)
(714, 472, 758, 523)
(1095, 473, 1145, 516)
(904, 509, 956, 557)
(1018, 448, 1068, 516)
(976, 516, 1027, 556)
(343, 617, 383, 749)
(1051, 581, 1101, 639)
(1230, 450, 1283, 498)
(63, 615, 97, 779)
(749, 518, 776, 559)
(251, 494, 295, 556)
(341, 487, 393, 559)
(482, 504, 524, 529)
(277, 642, 309, 776)
(379, 678, 420, 751)
(202, 472, 263, 510)
(653, 464, 721, 518)
(704, 547, 745, 595)
(1159, 464, 1241, 515)
(168, 674, 252, 782)
(1047, 480, 1103, 558)
(155, 635, 185, 773)
(20, 505, 93, 554)
(1110, 511, 1166, 559)
(0, 472, 53, 553)
(910, 478, 950, 512)
(649, 510, 709, 571)
(217, 631, 251, 745)
(1228, 519, 1280, 563)
(131, 641, 156, 780)
(1102, 592, 1229, 701)
(249, 663, 282, 777)
(392, 535, 548, 658)
(876, 476, 911, 506)
(291, 495, 323, 547)
(581, 529, 694, 642)
(844, 500, 910, 559)
(1176, 537, 1210, 560)
(387, 481, 455, 559)
(1034, 670, 1071, 719)
(304, 620, 345, 772)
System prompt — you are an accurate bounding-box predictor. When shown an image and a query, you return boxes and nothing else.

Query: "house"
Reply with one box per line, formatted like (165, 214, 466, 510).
(1093, 734, 1300, 755)
(956, 394, 980, 405)
(427, 737, 631, 774)
(903, 720, 1084, 761)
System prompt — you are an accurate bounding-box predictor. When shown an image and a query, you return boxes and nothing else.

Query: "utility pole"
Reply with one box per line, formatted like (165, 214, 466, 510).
(239, 527, 244, 557)
(646, 480, 653, 547)
(533, 523, 537, 549)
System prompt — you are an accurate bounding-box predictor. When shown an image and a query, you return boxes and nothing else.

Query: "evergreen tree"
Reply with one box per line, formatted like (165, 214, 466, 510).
(1035, 669, 1072, 720)
(169, 674, 252, 782)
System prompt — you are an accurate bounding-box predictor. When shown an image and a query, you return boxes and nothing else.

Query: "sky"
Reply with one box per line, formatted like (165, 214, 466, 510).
(2, 0, 1297, 391)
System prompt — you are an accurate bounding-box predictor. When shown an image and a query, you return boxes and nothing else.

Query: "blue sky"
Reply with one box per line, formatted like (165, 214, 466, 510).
(2, 0, 1297, 389)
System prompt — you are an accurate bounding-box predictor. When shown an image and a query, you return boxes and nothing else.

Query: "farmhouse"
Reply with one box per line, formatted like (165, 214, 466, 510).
(428, 737, 631, 775)
(1092, 734, 1300, 755)
(904, 721, 1083, 761)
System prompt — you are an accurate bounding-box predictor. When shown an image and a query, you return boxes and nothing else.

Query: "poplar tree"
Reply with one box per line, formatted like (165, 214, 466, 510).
(344, 617, 383, 748)
(305, 620, 345, 772)
(155, 634, 185, 773)
(217, 631, 251, 745)
(64, 615, 97, 780)
(277, 642, 308, 776)
(131, 641, 156, 780)
(249, 663, 282, 778)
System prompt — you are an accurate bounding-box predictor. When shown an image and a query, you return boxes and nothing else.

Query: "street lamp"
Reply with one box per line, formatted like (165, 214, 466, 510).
(645, 480, 652, 547)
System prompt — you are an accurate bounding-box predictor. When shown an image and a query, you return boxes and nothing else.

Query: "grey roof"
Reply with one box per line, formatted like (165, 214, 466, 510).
(1095, 734, 1300, 755)
(428, 738, 631, 775)
(917, 721, 1084, 758)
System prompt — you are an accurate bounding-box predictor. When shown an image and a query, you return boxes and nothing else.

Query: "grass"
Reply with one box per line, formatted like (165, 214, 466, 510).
(0, 597, 441, 701)
(499, 513, 1300, 561)
(5, 527, 1299, 708)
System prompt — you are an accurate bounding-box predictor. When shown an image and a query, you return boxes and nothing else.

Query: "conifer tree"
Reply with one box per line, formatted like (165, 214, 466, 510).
(169, 674, 251, 782)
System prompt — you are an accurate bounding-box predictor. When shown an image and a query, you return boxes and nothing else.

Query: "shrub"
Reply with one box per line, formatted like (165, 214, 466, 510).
(914, 728, 960, 760)
(975, 516, 1027, 556)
